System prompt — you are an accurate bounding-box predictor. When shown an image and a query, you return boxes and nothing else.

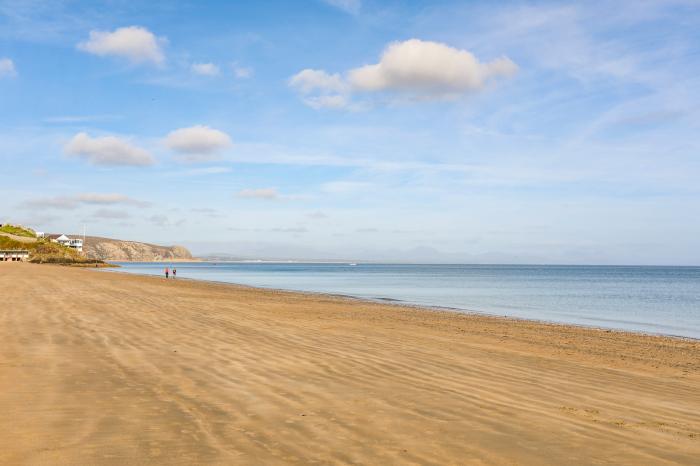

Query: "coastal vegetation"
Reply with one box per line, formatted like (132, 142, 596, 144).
(0, 224, 36, 238)
(0, 231, 105, 265)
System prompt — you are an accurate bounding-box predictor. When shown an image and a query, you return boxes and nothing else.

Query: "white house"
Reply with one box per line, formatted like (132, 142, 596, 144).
(48, 234, 83, 252)
(48, 234, 70, 245)
(68, 238, 83, 252)
(35, 231, 45, 238)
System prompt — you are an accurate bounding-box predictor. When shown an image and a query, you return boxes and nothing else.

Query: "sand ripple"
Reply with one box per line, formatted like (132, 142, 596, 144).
(1, 263, 698, 465)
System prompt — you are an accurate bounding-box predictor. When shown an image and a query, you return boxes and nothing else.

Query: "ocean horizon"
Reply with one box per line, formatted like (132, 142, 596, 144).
(109, 262, 700, 339)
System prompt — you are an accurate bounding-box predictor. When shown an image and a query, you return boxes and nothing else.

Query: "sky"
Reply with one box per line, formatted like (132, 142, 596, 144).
(1, 0, 699, 264)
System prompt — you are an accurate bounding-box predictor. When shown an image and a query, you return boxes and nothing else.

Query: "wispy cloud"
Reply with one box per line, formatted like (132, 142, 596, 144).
(270, 227, 308, 233)
(89, 208, 131, 219)
(190, 207, 221, 218)
(236, 188, 281, 200)
(307, 211, 328, 219)
(0, 58, 17, 77)
(43, 114, 122, 124)
(288, 69, 351, 109)
(21, 193, 150, 210)
(234, 188, 309, 201)
(147, 214, 185, 227)
(321, 181, 372, 194)
(162, 166, 233, 177)
(147, 214, 168, 226)
(191, 62, 220, 76)
(321, 0, 361, 14)
(229, 142, 487, 174)
(0, 0, 94, 44)
(76, 193, 151, 207)
(232, 64, 253, 78)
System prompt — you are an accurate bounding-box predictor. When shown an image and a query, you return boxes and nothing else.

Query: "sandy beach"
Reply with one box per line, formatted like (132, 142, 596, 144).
(0, 262, 698, 465)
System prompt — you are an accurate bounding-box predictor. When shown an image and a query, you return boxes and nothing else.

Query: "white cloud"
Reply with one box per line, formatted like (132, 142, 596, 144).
(65, 132, 154, 166)
(191, 62, 220, 76)
(236, 188, 280, 200)
(321, 0, 361, 14)
(290, 39, 517, 108)
(0, 58, 17, 77)
(165, 125, 232, 162)
(349, 39, 518, 95)
(77, 26, 166, 66)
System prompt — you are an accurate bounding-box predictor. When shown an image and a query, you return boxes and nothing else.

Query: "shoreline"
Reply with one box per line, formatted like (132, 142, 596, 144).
(106, 258, 204, 263)
(117, 259, 700, 267)
(103, 266, 700, 342)
(2, 262, 698, 465)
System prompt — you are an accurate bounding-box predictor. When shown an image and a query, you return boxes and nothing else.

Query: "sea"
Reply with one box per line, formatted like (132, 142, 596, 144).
(109, 262, 700, 339)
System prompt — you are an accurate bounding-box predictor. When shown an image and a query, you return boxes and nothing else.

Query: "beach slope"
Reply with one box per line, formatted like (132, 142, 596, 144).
(0, 263, 698, 465)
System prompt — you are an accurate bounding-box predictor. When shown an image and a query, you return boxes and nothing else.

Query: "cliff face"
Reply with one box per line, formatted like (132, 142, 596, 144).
(82, 236, 193, 262)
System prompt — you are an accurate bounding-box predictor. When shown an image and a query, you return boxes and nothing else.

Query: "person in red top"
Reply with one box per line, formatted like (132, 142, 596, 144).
(165, 267, 169, 279)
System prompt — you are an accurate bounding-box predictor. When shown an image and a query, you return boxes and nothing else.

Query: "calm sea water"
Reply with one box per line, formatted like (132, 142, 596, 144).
(109, 262, 700, 339)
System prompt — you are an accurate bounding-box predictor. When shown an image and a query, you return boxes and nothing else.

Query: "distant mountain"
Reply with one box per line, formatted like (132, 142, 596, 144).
(198, 253, 248, 262)
(82, 236, 193, 262)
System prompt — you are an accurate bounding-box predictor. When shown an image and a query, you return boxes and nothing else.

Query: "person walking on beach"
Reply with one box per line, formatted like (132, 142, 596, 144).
(165, 267, 169, 279)
(173, 268, 177, 278)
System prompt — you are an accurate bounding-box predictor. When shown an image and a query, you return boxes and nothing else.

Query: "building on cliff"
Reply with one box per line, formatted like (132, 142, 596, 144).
(47, 234, 83, 252)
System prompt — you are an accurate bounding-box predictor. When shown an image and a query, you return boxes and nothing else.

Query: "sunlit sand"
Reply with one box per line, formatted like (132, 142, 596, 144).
(1, 262, 698, 465)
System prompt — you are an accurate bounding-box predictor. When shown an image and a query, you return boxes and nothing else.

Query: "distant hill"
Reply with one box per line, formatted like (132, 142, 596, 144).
(82, 236, 193, 262)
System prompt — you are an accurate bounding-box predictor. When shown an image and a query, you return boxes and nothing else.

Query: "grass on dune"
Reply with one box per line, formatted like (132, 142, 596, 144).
(0, 224, 36, 238)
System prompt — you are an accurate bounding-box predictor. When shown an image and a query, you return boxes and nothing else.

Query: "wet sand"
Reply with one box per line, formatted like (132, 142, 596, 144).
(1, 262, 698, 465)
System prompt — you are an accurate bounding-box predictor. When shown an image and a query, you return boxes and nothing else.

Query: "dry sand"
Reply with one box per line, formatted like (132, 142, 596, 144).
(1, 262, 698, 465)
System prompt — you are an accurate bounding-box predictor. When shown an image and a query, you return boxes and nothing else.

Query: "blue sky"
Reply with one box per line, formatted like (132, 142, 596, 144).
(1, 0, 699, 264)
